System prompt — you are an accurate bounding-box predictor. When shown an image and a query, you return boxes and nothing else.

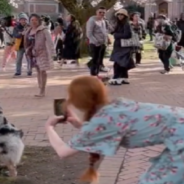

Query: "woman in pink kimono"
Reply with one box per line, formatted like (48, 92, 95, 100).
(25, 14, 55, 97)
(46, 76, 184, 184)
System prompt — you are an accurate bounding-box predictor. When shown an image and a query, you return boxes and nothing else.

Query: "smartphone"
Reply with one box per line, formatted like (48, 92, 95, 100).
(53, 99, 67, 123)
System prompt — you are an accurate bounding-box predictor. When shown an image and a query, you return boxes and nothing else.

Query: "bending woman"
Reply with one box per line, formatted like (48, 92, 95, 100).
(46, 76, 184, 184)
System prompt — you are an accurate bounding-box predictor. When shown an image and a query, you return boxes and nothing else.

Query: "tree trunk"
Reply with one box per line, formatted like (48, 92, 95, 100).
(58, 0, 117, 56)
(59, 0, 116, 24)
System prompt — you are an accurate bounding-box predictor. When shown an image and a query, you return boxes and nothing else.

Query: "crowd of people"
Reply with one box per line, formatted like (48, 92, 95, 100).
(0, 8, 184, 92)
(1, 7, 184, 184)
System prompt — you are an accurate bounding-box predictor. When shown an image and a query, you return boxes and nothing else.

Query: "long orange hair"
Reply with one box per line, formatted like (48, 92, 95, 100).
(67, 76, 109, 183)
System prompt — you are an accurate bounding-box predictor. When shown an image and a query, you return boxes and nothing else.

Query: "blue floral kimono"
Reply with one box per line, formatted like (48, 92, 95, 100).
(68, 98, 184, 184)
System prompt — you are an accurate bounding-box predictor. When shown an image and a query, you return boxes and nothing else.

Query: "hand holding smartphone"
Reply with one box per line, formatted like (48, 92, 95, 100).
(53, 99, 67, 123)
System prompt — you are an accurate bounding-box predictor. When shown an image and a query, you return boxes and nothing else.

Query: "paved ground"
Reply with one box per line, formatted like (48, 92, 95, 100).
(1, 57, 184, 184)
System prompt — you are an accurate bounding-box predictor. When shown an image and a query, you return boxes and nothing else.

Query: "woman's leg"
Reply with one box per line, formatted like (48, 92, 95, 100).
(108, 62, 122, 85)
(121, 67, 129, 84)
(2, 45, 11, 69)
(135, 52, 142, 64)
(35, 67, 47, 97)
(138, 149, 184, 184)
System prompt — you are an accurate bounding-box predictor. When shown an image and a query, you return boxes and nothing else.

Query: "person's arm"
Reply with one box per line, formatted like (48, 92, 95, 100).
(114, 22, 132, 39)
(46, 126, 78, 158)
(86, 18, 98, 45)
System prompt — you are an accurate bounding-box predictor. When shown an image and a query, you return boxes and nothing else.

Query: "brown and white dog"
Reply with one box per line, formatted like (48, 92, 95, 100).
(0, 107, 24, 177)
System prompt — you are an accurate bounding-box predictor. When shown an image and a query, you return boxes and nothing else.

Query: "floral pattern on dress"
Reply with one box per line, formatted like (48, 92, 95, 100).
(68, 98, 184, 184)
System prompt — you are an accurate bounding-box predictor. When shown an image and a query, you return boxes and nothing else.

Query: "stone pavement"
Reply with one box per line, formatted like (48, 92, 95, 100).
(1, 58, 184, 184)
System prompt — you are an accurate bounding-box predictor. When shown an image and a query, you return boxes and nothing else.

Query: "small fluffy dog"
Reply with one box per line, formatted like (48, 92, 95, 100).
(0, 107, 24, 177)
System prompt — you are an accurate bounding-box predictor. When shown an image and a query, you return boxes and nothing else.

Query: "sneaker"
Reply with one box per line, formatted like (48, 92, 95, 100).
(160, 70, 170, 74)
(122, 80, 130, 85)
(100, 66, 109, 73)
(108, 79, 122, 85)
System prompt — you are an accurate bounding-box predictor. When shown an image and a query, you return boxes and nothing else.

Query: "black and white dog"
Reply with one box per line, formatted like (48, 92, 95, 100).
(0, 108, 24, 177)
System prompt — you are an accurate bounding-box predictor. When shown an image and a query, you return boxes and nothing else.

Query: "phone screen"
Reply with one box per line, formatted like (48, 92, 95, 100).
(54, 99, 66, 116)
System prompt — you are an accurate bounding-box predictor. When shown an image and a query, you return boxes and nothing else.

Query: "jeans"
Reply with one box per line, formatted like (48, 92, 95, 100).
(15, 48, 32, 74)
(89, 44, 106, 76)
(158, 50, 172, 72)
(149, 29, 153, 41)
(113, 62, 128, 79)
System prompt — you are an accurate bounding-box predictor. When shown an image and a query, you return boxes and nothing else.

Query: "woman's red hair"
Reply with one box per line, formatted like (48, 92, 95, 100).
(67, 76, 109, 182)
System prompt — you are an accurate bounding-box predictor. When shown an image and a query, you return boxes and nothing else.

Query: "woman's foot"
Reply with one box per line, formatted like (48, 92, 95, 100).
(122, 79, 130, 85)
(108, 78, 122, 85)
(34, 94, 45, 98)
(160, 70, 170, 74)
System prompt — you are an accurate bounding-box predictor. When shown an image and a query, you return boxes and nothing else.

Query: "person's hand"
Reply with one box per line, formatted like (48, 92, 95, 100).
(45, 115, 66, 129)
(66, 108, 82, 129)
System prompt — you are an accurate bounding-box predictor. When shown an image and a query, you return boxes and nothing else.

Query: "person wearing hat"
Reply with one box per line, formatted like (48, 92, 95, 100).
(109, 9, 134, 85)
(130, 12, 146, 65)
(155, 14, 175, 74)
(13, 12, 31, 77)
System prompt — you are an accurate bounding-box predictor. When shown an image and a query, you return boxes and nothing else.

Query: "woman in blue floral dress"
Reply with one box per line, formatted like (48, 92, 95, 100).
(46, 76, 184, 184)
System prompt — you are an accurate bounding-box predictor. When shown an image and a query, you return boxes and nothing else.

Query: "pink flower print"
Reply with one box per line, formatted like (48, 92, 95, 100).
(170, 166, 177, 173)
(129, 118, 138, 124)
(150, 172, 156, 176)
(175, 139, 184, 144)
(131, 103, 139, 112)
(129, 130, 137, 136)
(95, 125, 106, 132)
(121, 124, 129, 131)
(144, 115, 153, 121)
(150, 122, 158, 127)
(169, 128, 176, 135)
(155, 114, 162, 121)
(116, 122, 122, 127)
(114, 137, 122, 142)
(86, 147, 92, 152)
(170, 107, 177, 112)
(144, 140, 151, 144)
(158, 105, 165, 108)
(178, 118, 184, 124)
(119, 114, 127, 120)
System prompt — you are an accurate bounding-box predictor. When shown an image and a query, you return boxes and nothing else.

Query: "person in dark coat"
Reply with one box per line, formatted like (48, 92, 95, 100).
(109, 9, 134, 86)
(63, 14, 82, 65)
(177, 13, 184, 47)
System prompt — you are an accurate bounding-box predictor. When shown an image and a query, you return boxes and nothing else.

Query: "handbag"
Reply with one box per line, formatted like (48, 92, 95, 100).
(14, 38, 22, 51)
(154, 33, 172, 50)
(121, 30, 140, 48)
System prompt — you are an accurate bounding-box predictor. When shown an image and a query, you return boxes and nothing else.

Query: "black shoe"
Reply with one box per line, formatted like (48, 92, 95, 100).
(14, 73, 21, 77)
(27, 72, 32, 76)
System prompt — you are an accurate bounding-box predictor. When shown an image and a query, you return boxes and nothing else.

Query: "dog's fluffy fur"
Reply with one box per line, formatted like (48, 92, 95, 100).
(0, 107, 24, 177)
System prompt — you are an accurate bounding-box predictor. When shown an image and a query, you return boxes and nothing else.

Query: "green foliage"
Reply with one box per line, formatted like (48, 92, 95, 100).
(0, 0, 13, 16)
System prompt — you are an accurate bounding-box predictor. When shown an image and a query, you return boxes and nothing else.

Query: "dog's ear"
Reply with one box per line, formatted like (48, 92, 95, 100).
(3, 117, 8, 125)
